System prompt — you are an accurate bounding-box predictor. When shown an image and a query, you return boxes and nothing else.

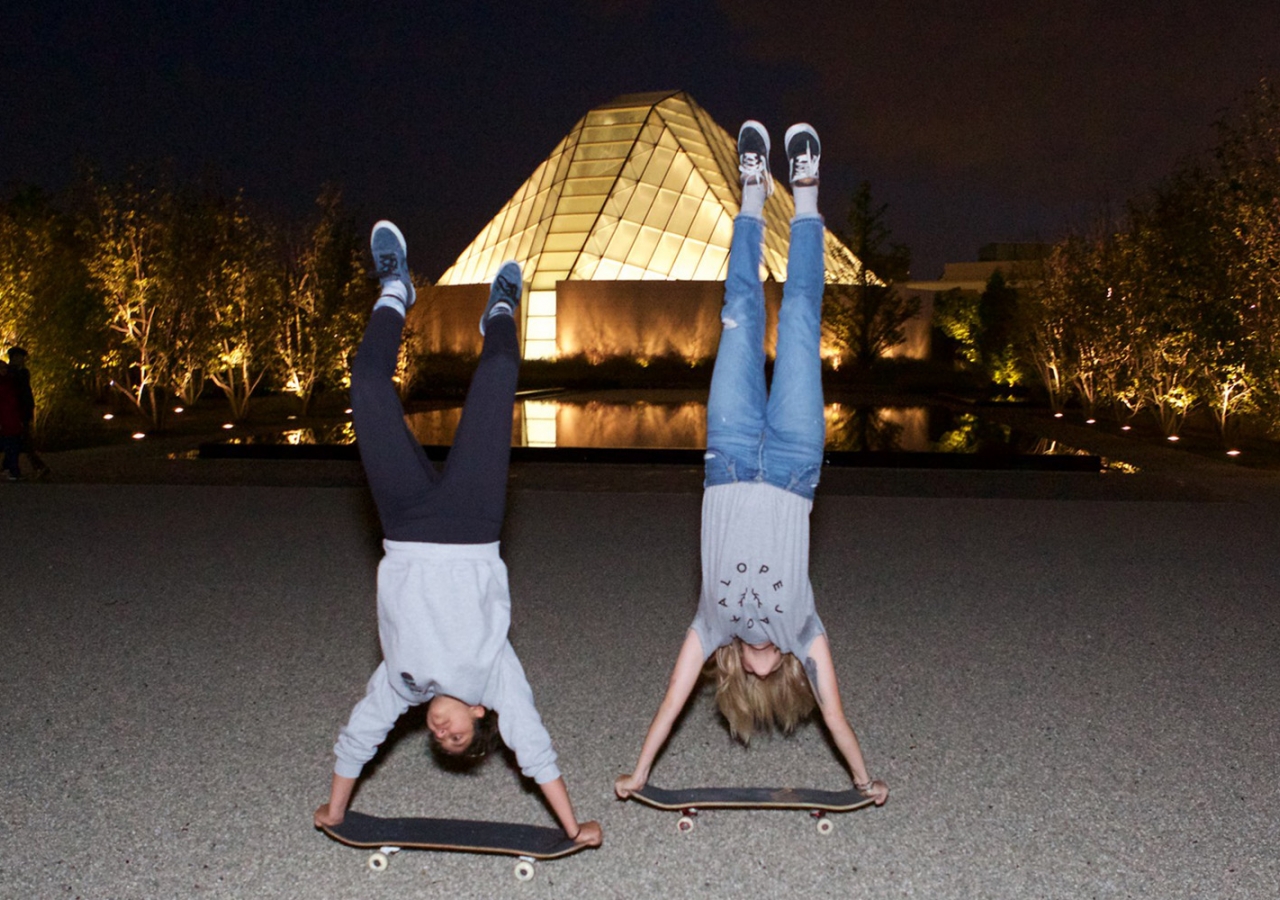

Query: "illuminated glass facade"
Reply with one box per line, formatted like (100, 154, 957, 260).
(438, 90, 864, 359)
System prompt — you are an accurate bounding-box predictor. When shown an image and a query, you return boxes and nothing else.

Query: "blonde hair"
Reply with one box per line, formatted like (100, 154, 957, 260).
(711, 638, 816, 744)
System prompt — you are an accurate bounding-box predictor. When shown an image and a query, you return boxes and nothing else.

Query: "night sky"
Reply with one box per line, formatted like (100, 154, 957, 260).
(4, 1, 1278, 280)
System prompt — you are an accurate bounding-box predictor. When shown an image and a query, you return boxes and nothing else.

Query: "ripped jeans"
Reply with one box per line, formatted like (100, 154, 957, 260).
(704, 213, 826, 500)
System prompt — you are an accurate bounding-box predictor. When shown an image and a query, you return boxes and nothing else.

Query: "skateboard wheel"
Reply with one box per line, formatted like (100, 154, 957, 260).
(514, 859, 536, 881)
(677, 816, 695, 834)
(815, 817, 834, 835)
(367, 851, 390, 872)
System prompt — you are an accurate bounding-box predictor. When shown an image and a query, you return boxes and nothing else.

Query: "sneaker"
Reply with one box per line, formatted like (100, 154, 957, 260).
(480, 260, 522, 335)
(737, 120, 774, 197)
(784, 123, 821, 187)
(370, 220, 415, 311)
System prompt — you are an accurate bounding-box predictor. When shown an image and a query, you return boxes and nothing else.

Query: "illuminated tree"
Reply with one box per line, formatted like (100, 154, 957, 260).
(202, 193, 281, 421)
(81, 176, 179, 426)
(822, 182, 917, 368)
(0, 189, 103, 434)
(274, 187, 368, 414)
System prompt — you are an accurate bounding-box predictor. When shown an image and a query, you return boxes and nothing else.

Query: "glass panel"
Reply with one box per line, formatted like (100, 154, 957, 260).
(693, 243, 728, 279)
(622, 182, 659, 222)
(542, 232, 583, 253)
(603, 219, 641, 262)
(625, 225, 662, 270)
(643, 188, 678, 231)
(661, 152, 694, 193)
(666, 192, 702, 235)
(640, 147, 676, 184)
(525, 316, 556, 341)
(554, 194, 606, 215)
(523, 338, 556, 360)
(562, 177, 618, 197)
(593, 257, 623, 280)
(670, 239, 707, 279)
(580, 124, 644, 143)
(547, 213, 597, 233)
(687, 201, 721, 243)
(536, 251, 579, 273)
(648, 232, 685, 277)
(527, 290, 556, 317)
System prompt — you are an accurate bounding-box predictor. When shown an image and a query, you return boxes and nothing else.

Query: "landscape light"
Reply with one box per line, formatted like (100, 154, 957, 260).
(1167, 435, 1180, 442)
(1121, 425, 1131, 431)
(222, 423, 234, 430)
(1227, 449, 1241, 457)
(173, 407, 184, 414)
(103, 413, 114, 420)
(132, 432, 145, 440)
(1085, 418, 1096, 424)
(344, 408, 353, 415)
(1054, 412, 1064, 418)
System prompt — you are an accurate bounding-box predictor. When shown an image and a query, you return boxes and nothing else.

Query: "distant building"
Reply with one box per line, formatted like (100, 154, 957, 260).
(905, 242, 1050, 293)
(416, 91, 885, 362)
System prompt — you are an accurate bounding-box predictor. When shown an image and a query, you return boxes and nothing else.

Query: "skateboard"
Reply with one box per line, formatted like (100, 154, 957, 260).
(320, 810, 584, 881)
(629, 784, 874, 835)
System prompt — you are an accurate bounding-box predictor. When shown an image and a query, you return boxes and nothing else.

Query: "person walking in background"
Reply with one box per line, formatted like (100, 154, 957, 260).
(0, 359, 24, 481)
(314, 221, 602, 850)
(615, 121, 889, 806)
(6, 348, 49, 480)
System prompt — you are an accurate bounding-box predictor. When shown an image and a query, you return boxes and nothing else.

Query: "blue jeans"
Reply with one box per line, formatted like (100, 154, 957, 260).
(705, 214, 826, 500)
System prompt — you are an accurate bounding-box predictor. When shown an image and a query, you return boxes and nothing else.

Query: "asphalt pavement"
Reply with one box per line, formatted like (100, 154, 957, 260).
(2, 446, 1279, 899)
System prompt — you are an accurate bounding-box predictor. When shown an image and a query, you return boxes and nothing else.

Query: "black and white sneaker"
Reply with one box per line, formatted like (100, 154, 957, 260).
(480, 260, 522, 335)
(737, 120, 774, 197)
(785, 123, 820, 187)
(370, 220, 416, 312)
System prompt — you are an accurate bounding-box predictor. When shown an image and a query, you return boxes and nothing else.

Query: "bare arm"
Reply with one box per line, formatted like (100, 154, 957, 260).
(538, 776, 603, 846)
(313, 773, 357, 827)
(615, 629, 705, 798)
(806, 634, 889, 805)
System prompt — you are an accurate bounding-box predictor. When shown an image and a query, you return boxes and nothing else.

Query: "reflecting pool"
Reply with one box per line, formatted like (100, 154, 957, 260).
(234, 396, 1094, 460)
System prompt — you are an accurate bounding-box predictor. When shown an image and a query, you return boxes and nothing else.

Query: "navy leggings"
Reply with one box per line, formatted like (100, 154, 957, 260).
(350, 308, 519, 543)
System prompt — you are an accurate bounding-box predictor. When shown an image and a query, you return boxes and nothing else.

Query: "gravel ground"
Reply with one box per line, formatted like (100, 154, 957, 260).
(3, 435, 1279, 899)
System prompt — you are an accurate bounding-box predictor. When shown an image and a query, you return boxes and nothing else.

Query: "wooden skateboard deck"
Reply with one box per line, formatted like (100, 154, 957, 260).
(321, 810, 583, 879)
(629, 784, 874, 834)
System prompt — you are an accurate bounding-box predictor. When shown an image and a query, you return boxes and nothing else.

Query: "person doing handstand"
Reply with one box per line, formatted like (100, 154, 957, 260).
(615, 121, 889, 806)
(314, 222, 602, 848)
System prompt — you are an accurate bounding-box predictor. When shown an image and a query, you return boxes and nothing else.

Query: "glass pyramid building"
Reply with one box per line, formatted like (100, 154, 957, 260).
(438, 90, 865, 359)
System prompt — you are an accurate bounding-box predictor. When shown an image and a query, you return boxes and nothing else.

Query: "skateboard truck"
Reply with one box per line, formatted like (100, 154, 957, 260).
(363, 845, 538, 880)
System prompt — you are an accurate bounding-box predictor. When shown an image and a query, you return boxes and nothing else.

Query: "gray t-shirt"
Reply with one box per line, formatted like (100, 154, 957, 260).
(690, 482, 825, 659)
(333, 539, 560, 785)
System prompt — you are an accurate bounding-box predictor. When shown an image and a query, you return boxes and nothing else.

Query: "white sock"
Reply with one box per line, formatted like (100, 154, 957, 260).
(373, 293, 406, 318)
(487, 301, 512, 320)
(793, 185, 819, 217)
(740, 182, 768, 218)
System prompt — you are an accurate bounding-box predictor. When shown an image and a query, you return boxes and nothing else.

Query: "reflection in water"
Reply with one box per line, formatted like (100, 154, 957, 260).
(228, 399, 1088, 457)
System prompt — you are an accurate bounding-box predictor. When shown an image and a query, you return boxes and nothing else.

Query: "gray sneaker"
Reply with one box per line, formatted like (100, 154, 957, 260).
(784, 123, 820, 187)
(737, 120, 774, 196)
(480, 260, 522, 335)
(370, 220, 415, 310)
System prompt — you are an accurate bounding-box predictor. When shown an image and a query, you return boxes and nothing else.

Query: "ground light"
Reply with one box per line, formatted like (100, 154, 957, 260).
(1054, 412, 1064, 418)
(222, 423, 234, 430)
(103, 413, 114, 420)
(1086, 418, 1097, 424)
(1227, 449, 1242, 457)
(173, 407, 184, 414)
(1121, 425, 1132, 431)
(131, 432, 145, 440)
(1167, 435, 1180, 442)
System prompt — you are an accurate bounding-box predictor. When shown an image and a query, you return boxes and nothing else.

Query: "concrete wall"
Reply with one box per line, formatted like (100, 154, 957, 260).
(409, 280, 933, 362)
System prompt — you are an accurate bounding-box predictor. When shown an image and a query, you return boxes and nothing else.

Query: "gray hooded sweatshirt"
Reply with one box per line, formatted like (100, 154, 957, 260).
(333, 539, 560, 784)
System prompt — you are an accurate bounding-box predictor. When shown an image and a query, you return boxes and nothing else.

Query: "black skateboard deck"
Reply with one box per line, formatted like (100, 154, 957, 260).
(629, 784, 873, 833)
(321, 810, 583, 879)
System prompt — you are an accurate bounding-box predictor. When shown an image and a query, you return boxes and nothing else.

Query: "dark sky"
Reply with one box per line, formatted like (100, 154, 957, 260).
(4, 1, 1278, 280)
